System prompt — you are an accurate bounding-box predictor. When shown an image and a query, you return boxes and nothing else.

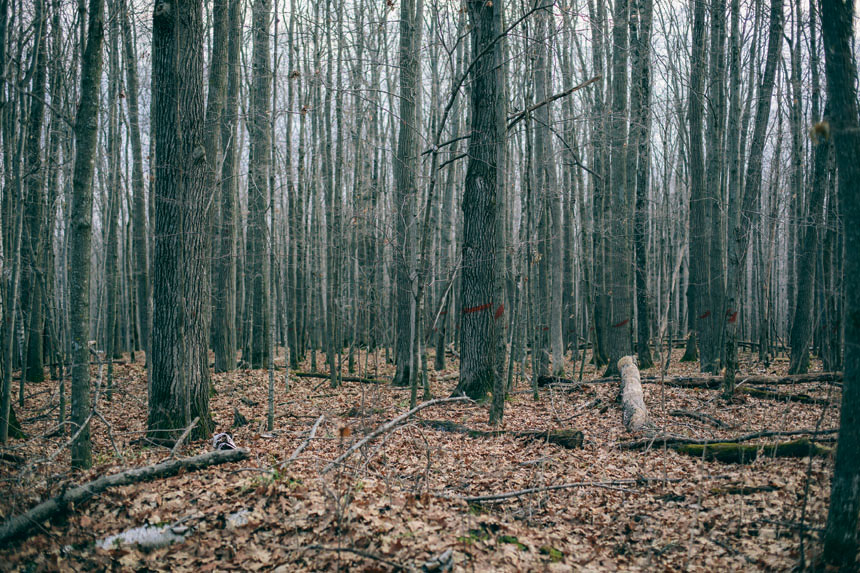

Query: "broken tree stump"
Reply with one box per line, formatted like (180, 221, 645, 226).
(619, 356, 656, 434)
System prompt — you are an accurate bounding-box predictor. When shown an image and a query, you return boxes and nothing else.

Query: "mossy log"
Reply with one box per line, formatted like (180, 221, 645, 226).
(418, 419, 583, 449)
(675, 438, 832, 464)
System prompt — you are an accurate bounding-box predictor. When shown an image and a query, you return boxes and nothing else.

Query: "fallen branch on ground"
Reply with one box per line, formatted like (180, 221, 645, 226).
(292, 371, 390, 385)
(282, 414, 324, 468)
(740, 387, 831, 405)
(618, 428, 838, 450)
(417, 419, 583, 449)
(455, 476, 684, 503)
(587, 371, 842, 389)
(0, 448, 249, 544)
(321, 397, 472, 474)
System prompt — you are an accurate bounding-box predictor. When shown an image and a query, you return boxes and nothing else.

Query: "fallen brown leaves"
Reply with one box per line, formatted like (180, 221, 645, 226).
(0, 349, 848, 571)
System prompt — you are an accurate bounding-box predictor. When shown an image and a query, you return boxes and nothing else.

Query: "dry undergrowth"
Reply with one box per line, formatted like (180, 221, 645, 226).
(0, 349, 847, 571)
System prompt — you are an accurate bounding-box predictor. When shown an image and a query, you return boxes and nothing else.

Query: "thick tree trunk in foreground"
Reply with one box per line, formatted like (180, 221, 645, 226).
(820, 0, 860, 563)
(454, 0, 503, 400)
(67, 0, 105, 467)
(148, 0, 213, 442)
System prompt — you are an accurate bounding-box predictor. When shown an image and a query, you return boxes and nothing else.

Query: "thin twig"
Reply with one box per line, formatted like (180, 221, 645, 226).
(321, 396, 472, 474)
(281, 414, 324, 468)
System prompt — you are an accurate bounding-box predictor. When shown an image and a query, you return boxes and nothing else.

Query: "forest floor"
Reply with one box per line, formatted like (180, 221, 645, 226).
(0, 348, 847, 572)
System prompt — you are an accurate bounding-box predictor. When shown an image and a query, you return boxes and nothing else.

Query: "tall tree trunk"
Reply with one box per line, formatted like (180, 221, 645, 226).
(244, 0, 273, 369)
(630, 0, 654, 369)
(788, 2, 825, 375)
(603, 0, 632, 376)
(20, 0, 47, 384)
(391, 0, 422, 387)
(214, 0, 241, 373)
(681, 0, 707, 365)
(453, 0, 503, 401)
(67, 0, 105, 466)
(820, 0, 860, 562)
(120, 0, 149, 363)
(723, 0, 783, 396)
(148, 0, 214, 442)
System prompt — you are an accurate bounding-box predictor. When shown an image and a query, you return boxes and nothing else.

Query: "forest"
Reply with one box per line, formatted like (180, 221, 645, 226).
(0, 0, 859, 569)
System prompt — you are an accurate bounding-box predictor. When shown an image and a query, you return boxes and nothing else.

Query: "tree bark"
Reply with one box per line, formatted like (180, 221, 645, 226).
(66, 0, 105, 466)
(820, 0, 860, 562)
(453, 0, 503, 400)
(148, 0, 213, 442)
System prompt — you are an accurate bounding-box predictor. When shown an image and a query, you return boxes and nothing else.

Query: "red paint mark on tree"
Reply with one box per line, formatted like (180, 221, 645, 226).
(698, 310, 711, 319)
(612, 319, 630, 328)
(727, 310, 738, 323)
(494, 304, 504, 319)
(440, 310, 447, 315)
(463, 303, 492, 315)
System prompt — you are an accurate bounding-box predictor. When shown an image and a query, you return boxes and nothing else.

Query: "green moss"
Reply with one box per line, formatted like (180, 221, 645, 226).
(498, 535, 528, 551)
(540, 545, 564, 562)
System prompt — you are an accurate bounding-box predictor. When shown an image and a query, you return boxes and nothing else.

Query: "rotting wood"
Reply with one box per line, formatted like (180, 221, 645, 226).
(417, 419, 584, 449)
(674, 438, 832, 463)
(619, 356, 657, 434)
(0, 448, 249, 544)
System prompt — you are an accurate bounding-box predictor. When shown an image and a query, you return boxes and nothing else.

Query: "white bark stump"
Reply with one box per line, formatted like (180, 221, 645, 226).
(619, 356, 656, 434)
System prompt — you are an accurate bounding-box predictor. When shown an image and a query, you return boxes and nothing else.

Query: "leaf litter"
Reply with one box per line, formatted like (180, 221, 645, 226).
(0, 348, 846, 571)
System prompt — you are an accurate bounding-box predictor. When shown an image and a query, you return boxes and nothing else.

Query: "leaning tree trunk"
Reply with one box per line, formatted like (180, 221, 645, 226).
(820, 0, 860, 563)
(453, 0, 503, 401)
(67, 0, 105, 467)
(148, 0, 213, 442)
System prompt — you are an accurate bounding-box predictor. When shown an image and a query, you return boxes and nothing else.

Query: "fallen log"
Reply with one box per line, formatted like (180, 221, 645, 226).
(674, 438, 831, 464)
(417, 419, 583, 449)
(618, 428, 838, 450)
(619, 356, 656, 434)
(537, 375, 579, 387)
(588, 371, 842, 389)
(740, 387, 831, 405)
(292, 371, 390, 385)
(0, 448, 249, 545)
